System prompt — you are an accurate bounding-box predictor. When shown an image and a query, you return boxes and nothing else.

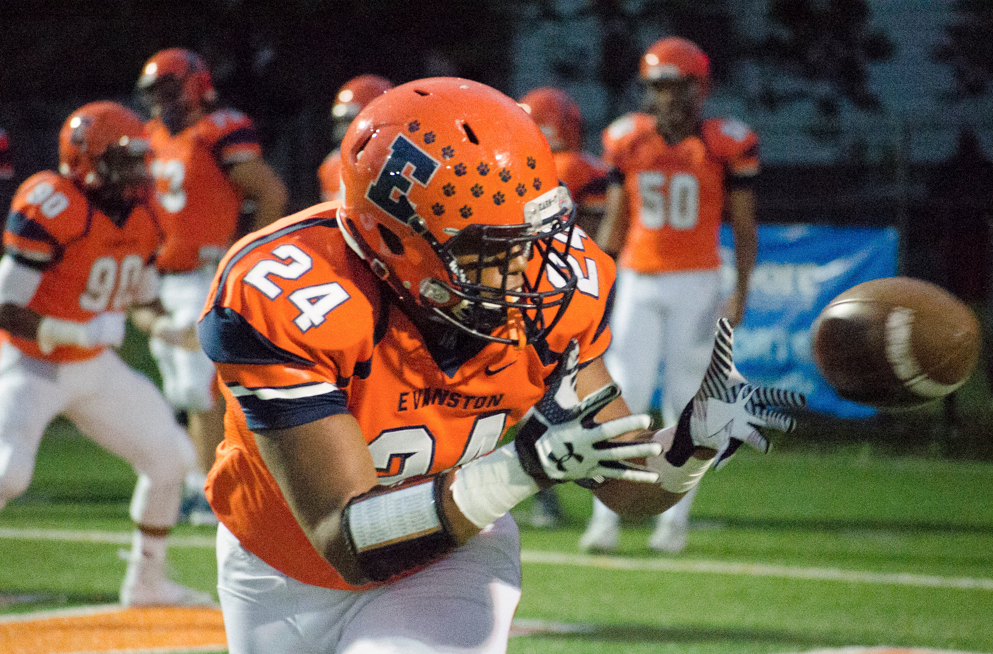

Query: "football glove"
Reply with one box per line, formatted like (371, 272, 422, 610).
(515, 339, 660, 484)
(667, 318, 806, 470)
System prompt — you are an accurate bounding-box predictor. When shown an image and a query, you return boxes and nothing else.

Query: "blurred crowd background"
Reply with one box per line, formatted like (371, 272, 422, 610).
(1, 0, 991, 345)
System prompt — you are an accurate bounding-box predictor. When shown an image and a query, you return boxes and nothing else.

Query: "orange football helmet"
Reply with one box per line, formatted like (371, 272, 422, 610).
(338, 77, 578, 346)
(58, 101, 150, 203)
(640, 37, 710, 98)
(519, 87, 583, 153)
(137, 48, 217, 130)
(332, 75, 393, 122)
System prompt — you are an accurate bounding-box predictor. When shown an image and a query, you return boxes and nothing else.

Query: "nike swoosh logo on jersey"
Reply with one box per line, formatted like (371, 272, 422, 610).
(485, 361, 514, 376)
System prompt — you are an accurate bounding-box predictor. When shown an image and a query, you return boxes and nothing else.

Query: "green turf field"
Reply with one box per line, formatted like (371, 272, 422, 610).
(3, 414, 992, 653)
(2, 330, 992, 653)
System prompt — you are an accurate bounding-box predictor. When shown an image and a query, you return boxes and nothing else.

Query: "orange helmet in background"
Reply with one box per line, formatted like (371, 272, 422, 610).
(519, 87, 583, 152)
(137, 48, 217, 131)
(137, 48, 216, 105)
(337, 77, 578, 345)
(332, 74, 393, 122)
(640, 37, 711, 98)
(59, 101, 150, 202)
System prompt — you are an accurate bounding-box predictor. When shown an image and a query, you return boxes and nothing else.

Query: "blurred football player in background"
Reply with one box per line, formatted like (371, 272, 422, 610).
(0, 102, 213, 607)
(136, 47, 288, 524)
(197, 77, 800, 653)
(519, 86, 609, 528)
(580, 37, 760, 554)
(0, 127, 12, 182)
(0, 127, 14, 220)
(519, 87, 609, 237)
(317, 74, 392, 202)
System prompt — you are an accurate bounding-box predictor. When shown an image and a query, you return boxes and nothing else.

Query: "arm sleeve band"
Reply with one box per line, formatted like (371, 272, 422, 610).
(342, 476, 457, 583)
(645, 426, 715, 494)
(450, 443, 540, 529)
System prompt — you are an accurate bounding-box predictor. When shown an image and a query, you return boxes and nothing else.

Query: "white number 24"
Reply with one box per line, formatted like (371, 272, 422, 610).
(244, 244, 350, 331)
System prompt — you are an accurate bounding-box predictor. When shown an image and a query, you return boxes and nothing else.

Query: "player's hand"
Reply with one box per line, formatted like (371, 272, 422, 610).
(669, 318, 806, 470)
(514, 339, 660, 484)
(150, 314, 200, 350)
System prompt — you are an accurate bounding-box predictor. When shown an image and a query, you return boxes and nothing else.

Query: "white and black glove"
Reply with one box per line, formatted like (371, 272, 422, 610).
(514, 339, 661, 484)
(36, 313, 127, 354)
(667, 318, 806, 470)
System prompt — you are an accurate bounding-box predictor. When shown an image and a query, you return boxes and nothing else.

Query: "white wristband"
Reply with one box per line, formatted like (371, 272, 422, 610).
(36, 317, 88, 354)
(450, 443, 540, 528)
(645, 427, 715, 494)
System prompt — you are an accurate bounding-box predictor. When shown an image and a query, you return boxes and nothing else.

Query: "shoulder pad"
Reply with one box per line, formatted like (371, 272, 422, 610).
(603, 113, 653, 143)
(701, 118, 759, 168)
(6, 172, 88, 265)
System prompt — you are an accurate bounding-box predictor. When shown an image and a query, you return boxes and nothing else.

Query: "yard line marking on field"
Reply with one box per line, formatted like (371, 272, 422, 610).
(0, 528, 215, 548)
(0, 604, 120, 623)
(3, 527, 992, 592)
(519, 550, 993, 591)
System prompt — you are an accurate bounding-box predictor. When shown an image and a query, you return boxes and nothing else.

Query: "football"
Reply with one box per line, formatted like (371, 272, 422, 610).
(812, 277, 981, 409)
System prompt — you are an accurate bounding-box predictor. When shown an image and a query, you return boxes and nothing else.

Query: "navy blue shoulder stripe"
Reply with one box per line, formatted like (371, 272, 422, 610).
(199, 305, 313, 367)
(5, 210, 64, 269)
(212, 125, 261, 168)
(372, 290, 391, 346)
(593, 279, 615, 344)
(211, 217, 339, 309)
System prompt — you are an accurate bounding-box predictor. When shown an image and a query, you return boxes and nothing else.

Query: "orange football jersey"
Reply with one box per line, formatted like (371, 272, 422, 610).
(3, 171, 163, 363)
(146, 109, 262, 273)
(200, 202, 615, 591)
(555, 151, 608, 208)
(316, 149, 342, 202)
(554, 150, 609, 235)
(602, 112, 759, 273)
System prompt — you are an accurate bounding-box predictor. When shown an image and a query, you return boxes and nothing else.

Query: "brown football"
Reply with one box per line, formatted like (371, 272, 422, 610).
(812, 277, 981, 409)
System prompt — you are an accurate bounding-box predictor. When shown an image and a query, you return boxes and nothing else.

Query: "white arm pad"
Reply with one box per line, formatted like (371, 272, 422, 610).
(36, 317, 92, 354)
(645, 426, 716, 494)
(450, 443, 540, 529)
(36, 313, 127, 354)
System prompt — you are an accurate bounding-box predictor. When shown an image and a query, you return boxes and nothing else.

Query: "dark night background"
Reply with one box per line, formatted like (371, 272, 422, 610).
(1, 0, 992, 306)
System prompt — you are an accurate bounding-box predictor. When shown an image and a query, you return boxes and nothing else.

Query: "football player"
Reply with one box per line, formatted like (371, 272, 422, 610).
(197, 77, 802, 653)
(0, 101, 213, 607)
(0, 127, 12, 181)
(518, 86, 610, 528)
(136, 48, 288, 524)
(317, 74, 393, 203)
(520, 87, 609, 237)
(0, 127, 13, 223)
(580, 37, 761, 554)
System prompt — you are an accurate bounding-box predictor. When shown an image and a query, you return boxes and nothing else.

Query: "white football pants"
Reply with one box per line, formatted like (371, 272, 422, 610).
(216, 514, 522, 654)
(0, 342, 196, 527)
(149, 268, 219, 412)
(593, 267, 722, 527)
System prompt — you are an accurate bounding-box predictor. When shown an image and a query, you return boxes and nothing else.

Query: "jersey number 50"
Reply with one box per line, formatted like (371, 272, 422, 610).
(637, 172, 699, 230)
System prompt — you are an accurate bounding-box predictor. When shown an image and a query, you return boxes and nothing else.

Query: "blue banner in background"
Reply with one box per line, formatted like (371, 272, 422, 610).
(717, 224, 899, 418)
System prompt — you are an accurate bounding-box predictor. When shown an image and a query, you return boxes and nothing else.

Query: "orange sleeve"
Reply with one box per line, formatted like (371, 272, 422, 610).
(701, 118, 760, 180)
